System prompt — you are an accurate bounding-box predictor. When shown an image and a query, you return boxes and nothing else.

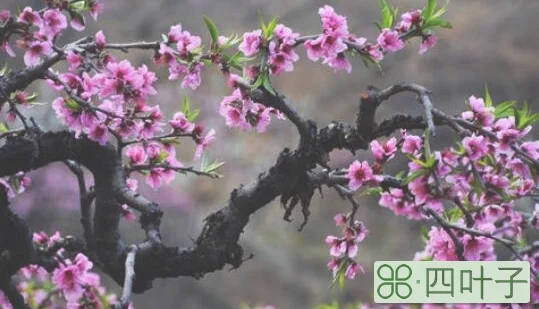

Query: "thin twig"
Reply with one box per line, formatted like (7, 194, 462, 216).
(114, 245, 138, 309)
(126, 164, 220, 178)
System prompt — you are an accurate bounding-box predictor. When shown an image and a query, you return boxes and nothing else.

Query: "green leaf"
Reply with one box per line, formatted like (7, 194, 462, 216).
(521, 113, 539, 129)
(431, 4, 448, 20)
(403, 169, 428, 185)
(262, 74, 275, 95)
(220, 34, 241, 49)
(182, 96, 190, 114)
(187, 109, 200, 122)
(26, 92, 38, 103)
(420, 225, 430, 242)
(494, 100, 515, 118)
(423, 17, 447, 29)
(203, 160, 225, 173)
(258, 11, 268, 37)
(379, 0, 394, 29)
(360, 187, 382, 197)
(160, 137, 181, 145)
(156, 150, 169, 163)
(484, 84, 493, 107)
(65, 98, 81, 111)
(265, 16, 279, 39)
(203, 16, 219, 45)
(445, 207, 463, 223)
(425, 0, 437, 19)
(338, 272, 345, 289)
(0, 63, 8, 76)
(68, 0, 86, 12)
(440, 20, 453, 28)
(0, 122, 8, 133)
(251, 74, 264, 89)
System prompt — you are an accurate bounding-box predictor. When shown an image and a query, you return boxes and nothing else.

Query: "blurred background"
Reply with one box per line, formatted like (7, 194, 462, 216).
(2, 0, 539, 308)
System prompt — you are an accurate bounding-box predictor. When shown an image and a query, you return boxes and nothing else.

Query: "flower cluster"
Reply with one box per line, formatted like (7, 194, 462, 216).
(325, 214, 368, 280)
(342, 94, 539, 303)
(0, 171, 31, 198)
(0, 0, 457, 307)
(268, 24, 300, 75)
(4, 2, 103, 66)
(218, 86, 283, 133)
(0, 231, 128, 309)
(155, 24, 203, 90)
(304, 5, 353, 72)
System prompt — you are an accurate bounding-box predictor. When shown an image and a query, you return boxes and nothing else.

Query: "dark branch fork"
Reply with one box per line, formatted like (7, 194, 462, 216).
(1, 62, 537, 305)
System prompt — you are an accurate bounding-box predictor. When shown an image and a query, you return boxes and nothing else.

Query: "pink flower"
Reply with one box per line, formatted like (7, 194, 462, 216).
(334, 213, 347, 227)
(168, 62, 188, 80)
(52, 254, 93, 302)
(24, 40, 52, 66)
(322, 53, 351, 73)
(318, 5, 349, 37)
(181, 62, 203, 90)
(146, 168, 166, 189)
(418, 35, 437, 55)
(320, 34, 347, 58)
(268, 42, 298, 75)
(377, 29, 404, 52)
(0, 291, 12, 309)
(408, 177, 431, 205)
(137, 119, 164, 140)
(367, 44, 384, 61)
(220, 89, 250, 130)
(121, 204, 136, 222)
(304, 36, 325, 61)
(521, 141, 539, 160)
(400, 10, 422, 31)
(463, 134, 488, 161)
(253, 105, 273, 133)
(89, 1, 104, 21)
(167, 24, 184, 43)
(170, 112, 195, 133)
(42, 9, 68, 37)
(426, 227, 458, 261)
(1, 39, 15, 57)
(18, 7, 42, 27)
(0, 10, 9, 23)
(70, 13, 85, 31)
(339, 239, 358, 258)
(239, 29, 262, 57)
(194, 128, 215, 159)
(20, 265, 48, 282)
(327, 257, 341, 277)
(125, 145, 147, 164)
(462, 96, 495, 127)
(353, 221, 369, 242)
(370, 137, 397, 161)
(126, 178, 138, 191)
(88, 123, 108, 145)
(402, 134, 422, 154)
(95, 30, 106, 49)
(325, 236, 342, 257)
(346, 160, 374, 191)
(344, 261, 363, 279)
(66, 51, 83, 71)
(461, 235, 493, 261)
(175, 30, 201, 55)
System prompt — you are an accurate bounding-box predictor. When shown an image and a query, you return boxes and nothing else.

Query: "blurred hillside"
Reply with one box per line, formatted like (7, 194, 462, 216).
(2, 0, 539, 308)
